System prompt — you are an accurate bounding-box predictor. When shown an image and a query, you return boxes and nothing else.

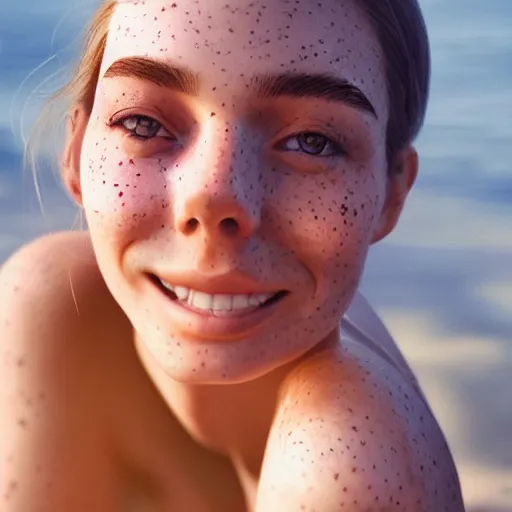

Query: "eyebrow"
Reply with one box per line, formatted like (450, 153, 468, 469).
(252, 72, 377, 117)
(103, 56, 377, 118)
(104, 56, 200, 95)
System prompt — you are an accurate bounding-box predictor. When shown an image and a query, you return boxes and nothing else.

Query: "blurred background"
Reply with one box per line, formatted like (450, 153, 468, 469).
(0, 1, 511, 510)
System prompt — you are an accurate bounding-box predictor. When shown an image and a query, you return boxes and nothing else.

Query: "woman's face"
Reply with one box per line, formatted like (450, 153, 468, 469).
(75, 0, 403, 383)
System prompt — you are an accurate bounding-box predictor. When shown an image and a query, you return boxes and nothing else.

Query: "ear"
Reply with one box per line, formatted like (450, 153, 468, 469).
(62, 106, 89, 207)
(371, 146, 418, 244)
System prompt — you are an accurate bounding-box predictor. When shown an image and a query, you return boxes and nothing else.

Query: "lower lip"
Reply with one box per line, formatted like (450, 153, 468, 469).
(146, 278, 287, 341)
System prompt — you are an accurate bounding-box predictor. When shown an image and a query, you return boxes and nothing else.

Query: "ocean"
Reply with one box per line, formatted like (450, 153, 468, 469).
(0, 1, 511, 509)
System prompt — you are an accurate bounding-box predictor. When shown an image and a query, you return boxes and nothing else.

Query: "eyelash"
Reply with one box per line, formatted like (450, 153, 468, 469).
(109, 114, 176, 141)
(109, 114, 346, 159)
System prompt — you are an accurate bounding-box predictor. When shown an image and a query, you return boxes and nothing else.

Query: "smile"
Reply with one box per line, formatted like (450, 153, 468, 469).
(148, 273, 289, 326)
(148, 274, 290, 340)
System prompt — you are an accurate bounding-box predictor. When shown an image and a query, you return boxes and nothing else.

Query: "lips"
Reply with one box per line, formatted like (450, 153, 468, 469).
(144, 272, 289, 340)
(149, 274, 288, 316)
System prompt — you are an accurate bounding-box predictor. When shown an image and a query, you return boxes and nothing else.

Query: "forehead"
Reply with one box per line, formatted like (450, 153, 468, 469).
(100, 0, 387, 117)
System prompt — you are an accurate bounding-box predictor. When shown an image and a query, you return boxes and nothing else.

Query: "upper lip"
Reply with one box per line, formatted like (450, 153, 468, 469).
(147, 270, 287, 296)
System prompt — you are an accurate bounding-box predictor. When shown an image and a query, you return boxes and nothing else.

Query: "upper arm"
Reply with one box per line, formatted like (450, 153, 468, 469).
(0, 233, 120, 511)
(257, 350, 465, 512)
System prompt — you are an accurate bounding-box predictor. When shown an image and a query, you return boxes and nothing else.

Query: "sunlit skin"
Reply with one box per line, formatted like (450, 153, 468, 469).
(78, 0, 394, 385)
(0, 0, 466, 510)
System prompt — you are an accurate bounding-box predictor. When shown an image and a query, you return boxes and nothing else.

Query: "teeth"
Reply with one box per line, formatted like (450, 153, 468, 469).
(188, 291, 212, 309)
(212, 294, 233, 311)
(248, 296, 260, 307)
(158, 278, 276, 313)
(160, 280, 174, 293)
(232, 294, 251, 310)
(174, 286, 189, 301)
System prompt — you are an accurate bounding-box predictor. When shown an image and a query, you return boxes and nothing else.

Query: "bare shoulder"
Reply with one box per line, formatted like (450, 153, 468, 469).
(0, 230, 128, 337)
(0, 230, 130, 375)
(257, 344, 465, 512)
(0, 232, 132, 511)
(1, 230, 103, 301)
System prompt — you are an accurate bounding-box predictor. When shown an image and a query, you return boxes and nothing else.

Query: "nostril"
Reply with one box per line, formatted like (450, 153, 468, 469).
(220, 217, 239, 236)
(184, 218, 200, 234)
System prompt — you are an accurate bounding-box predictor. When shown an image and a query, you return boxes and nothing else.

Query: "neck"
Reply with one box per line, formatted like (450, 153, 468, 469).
(134, 332, 339, 503)
(134, 339, 295, 481)
(169, 365, 292, 476)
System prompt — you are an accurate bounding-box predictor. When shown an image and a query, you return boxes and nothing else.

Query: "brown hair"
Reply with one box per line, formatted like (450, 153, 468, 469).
(29, 0, 430, 169)
(359, 0, 431, 161)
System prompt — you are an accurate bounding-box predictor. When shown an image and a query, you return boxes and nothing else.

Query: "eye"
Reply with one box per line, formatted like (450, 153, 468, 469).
(280, 132, 345, 158)
(112, 114, 176, 141)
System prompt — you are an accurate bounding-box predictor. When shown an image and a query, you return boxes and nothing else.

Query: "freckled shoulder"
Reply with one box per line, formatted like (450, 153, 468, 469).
(257, 346, 465, 512)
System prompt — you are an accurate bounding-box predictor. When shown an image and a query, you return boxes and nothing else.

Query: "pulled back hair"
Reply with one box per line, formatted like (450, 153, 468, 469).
(29, 0, 430, 170)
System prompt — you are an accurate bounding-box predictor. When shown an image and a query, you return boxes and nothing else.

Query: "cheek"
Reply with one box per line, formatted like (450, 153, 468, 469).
(273, 169, 383, 260)
(80, 135, 170, 236)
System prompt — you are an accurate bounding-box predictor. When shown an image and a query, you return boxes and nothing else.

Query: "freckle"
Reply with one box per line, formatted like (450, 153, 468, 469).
(6, 480, 18, 495)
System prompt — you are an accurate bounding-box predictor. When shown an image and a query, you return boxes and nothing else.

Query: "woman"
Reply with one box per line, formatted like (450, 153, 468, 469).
(0, 0, 466, 510)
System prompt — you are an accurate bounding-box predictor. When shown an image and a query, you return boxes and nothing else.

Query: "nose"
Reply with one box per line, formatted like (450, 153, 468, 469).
(176, 192, 260, 239)
(172, 127, 263, 240)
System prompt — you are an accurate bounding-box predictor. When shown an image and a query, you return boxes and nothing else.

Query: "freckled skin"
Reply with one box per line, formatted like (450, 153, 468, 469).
(84, 0, 389, 383)
(0, 0, 466, 511)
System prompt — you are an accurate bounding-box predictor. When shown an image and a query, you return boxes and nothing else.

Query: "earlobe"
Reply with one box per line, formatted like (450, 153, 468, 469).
(62, 106, 89, 207)
(371, 147, 418, 244)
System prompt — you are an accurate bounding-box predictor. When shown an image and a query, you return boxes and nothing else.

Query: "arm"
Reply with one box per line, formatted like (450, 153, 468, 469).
(256, 349, 465, 512)
(0, 234, 119, 511)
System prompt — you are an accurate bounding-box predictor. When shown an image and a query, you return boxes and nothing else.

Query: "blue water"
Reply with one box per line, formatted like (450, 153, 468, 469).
(0, 1, 511, 507)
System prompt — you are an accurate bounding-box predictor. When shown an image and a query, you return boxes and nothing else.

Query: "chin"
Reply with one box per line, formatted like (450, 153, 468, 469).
(133, 325, 319, 386)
